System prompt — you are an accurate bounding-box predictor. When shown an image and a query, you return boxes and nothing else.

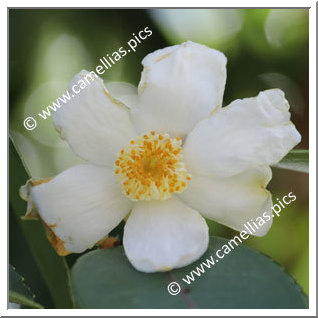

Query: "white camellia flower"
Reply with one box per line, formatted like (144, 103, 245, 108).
(20, 41, 301, 273)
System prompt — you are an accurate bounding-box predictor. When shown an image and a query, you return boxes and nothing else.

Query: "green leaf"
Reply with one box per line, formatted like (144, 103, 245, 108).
(71, 236, 308, 309)
(9, 138, 74, 308)
(9, 205, 55, 307)
(9, 265, 43, 309)
(274, 149, 309, 173)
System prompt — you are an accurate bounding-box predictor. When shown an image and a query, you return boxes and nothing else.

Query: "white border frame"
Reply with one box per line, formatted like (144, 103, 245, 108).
(3, 1, 316, 316)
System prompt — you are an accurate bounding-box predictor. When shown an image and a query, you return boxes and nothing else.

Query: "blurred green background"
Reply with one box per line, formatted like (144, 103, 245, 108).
(9, 9, 309, 307)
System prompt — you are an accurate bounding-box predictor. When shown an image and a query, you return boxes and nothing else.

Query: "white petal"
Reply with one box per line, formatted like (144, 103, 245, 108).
(178, 167, 273, 236)
(29, 164, 132, 253)
(183, 89, 301, 177)
(123, 196, 209, 273)
(105, 81, 138, 109)
(53, 70, 136, 166)
(131, 41, 226, 138)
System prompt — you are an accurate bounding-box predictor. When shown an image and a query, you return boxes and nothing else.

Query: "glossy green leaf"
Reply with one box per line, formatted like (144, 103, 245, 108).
(9, 138, 74, 308)
(9, 265, 43, 309)
(71, 236, 308, 309)
(274, 149, 309, 173)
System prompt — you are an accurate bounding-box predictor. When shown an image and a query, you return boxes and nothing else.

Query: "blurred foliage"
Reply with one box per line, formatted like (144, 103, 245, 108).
(9, 8, 309, 307)
(273, 149, 309, 173)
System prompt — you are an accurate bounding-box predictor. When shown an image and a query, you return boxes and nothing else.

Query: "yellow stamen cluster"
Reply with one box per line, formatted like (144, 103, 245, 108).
(114, 131, 191, 201)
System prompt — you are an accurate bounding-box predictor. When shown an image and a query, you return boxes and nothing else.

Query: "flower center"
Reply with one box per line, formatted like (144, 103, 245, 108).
(114, 131, 191, 201)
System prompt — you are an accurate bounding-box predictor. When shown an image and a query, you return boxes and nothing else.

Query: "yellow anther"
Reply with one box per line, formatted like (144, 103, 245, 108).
(114, 131, 191, 201)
